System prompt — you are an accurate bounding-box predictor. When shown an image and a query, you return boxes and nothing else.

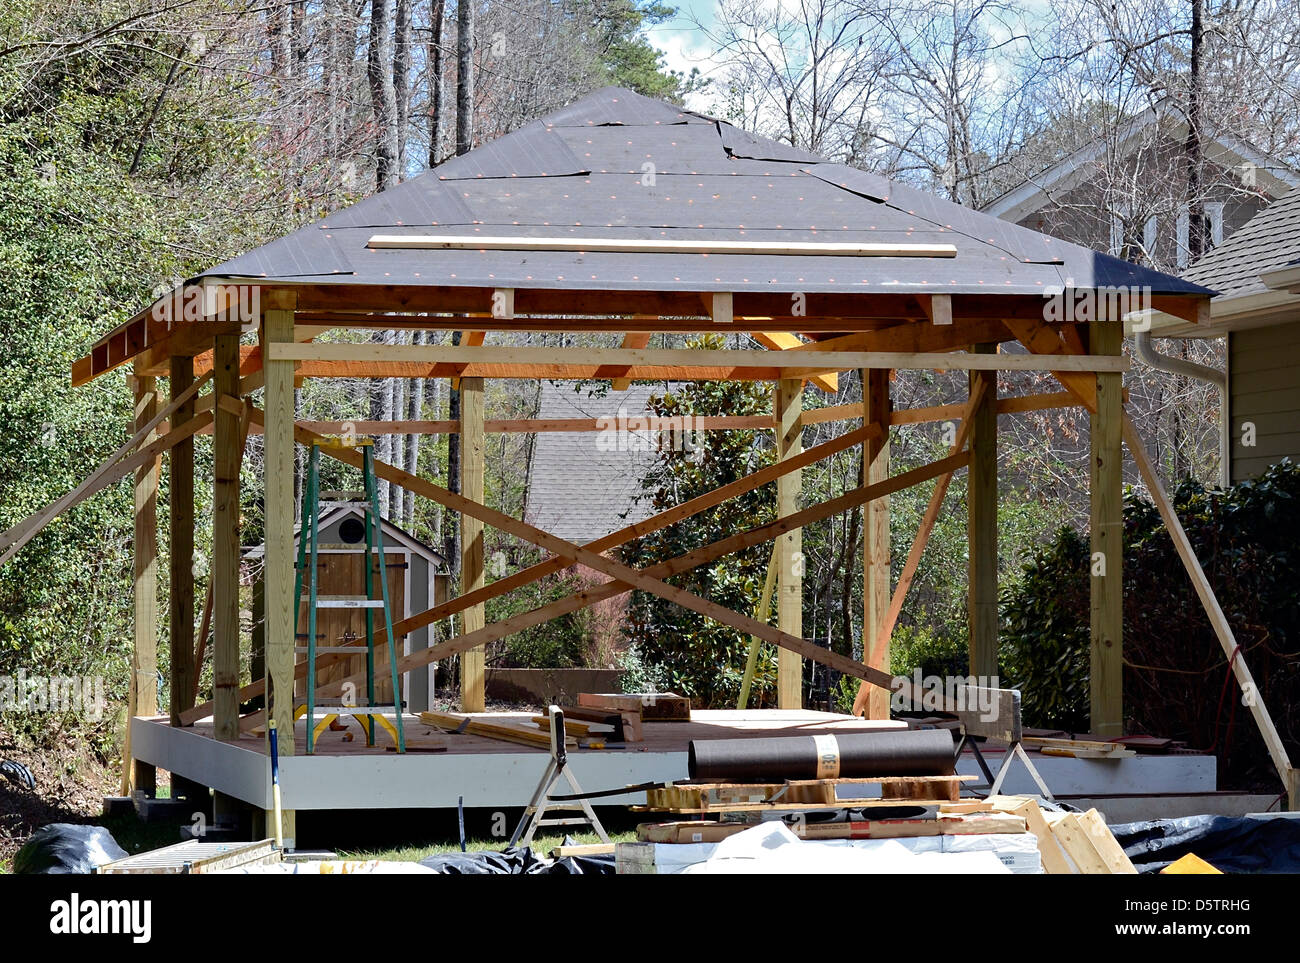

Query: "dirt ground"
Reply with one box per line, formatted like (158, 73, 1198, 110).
(0, 725, 118, 865)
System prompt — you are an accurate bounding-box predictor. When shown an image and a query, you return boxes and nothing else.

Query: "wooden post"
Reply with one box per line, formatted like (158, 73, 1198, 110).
(126, 367, 159, 795)
(213, 333, 241, 741)
(169, 355, 196, 724)
(262, 289, 297, 842)
(132, 368, 159, 720)
(775, 380, 803, 709)
(459, 376, 486, 712)
(967, 344, 998, 679)
(861, 369, 891, 718)
(1089, 320, 1123, 737)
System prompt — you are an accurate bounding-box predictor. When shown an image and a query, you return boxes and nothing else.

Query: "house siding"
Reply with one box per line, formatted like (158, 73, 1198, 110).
(1229, 318, 1300, 482)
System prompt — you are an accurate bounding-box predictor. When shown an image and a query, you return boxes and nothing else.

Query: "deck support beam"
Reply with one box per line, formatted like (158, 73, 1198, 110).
(213, 333, 242, 741)
(775, 380, 803, 709)
(861, 369, 891, 718)
(127, 367, 159, 794)
(169, 356, 196, 724)
(967, 344, 998, 679)
(262, 289, 298, 843)
(459, 377, 486, 712)
(1089, 321, 1124, 737)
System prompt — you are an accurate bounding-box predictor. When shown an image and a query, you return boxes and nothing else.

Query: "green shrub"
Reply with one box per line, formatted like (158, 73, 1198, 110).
(998, 460, 1300, 791)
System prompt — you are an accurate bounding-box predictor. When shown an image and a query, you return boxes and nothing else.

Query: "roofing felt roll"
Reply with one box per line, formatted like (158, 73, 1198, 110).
(687, 727, 955, 782)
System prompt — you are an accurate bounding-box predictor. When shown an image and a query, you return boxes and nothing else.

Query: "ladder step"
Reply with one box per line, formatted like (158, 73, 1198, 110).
(313, 544, 386, 552)
(320, 500, 374, 511)
(316, 595, 385, 609)
(307, 705, 400, 716)
(535, 818, 592, 827)
(295, 646, 367, 653)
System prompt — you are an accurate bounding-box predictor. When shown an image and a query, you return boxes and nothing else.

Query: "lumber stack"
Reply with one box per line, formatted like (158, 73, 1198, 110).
(630, 794, 1137, 875)
(638, 774, 969, 813)
(986, 796, 1135, 874)
(579, 691, 690, 722)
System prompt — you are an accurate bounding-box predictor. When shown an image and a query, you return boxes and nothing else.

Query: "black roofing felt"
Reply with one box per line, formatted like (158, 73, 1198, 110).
(200, 87, 1212, 298)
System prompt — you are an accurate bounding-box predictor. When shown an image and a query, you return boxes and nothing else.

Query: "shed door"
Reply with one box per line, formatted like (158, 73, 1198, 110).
(296, 550, 407, 705)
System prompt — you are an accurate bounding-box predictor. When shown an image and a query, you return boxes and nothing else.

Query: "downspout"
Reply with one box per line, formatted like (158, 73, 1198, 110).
(1133, 330, 1230, 487)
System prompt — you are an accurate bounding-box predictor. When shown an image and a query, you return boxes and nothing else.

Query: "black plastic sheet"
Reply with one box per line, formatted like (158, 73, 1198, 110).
(1112, 815, 1300, 874)
(417, 846, 615, 875)
(13, 823, 128, 874)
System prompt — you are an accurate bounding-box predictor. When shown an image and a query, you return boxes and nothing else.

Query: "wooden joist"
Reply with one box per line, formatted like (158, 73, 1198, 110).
(265, 341, 1130, 376)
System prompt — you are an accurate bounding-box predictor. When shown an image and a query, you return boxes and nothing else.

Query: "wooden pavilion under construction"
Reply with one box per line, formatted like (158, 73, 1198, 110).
(61, 87, 1296, 839)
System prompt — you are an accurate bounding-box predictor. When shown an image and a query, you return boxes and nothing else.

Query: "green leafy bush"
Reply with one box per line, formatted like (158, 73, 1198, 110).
(999, 460, 1300, 790)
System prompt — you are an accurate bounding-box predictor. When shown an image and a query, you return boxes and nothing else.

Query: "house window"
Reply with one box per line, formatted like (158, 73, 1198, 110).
(1177, 202, 1225, 266)
(1206, 201, 1225, 247)
(1143, 216, 1158, 263)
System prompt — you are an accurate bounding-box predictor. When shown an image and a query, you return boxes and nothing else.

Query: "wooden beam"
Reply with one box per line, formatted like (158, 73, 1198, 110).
(265, 342, 1129, 374)
(854, 380, 988, 715)
(752, 332, 838, 393)
(861, 368, 891, 719)
(124, 366, 159, 795)
(610, 333, 652, 390)
(967, 344, 998, 679)
(918, 293, 952, 326)
(1089, 320, 1123, 738)
(775, 380, 803, 709)
(213, 335, 242, 742)
(262, 291, 298, 786)
(460, 377, 486, 713)
(367, 234, 959, 258)
(1122, 412, 1297, 807)
(1003, 318, 1098, 413)
(711, 291, 734, 324)
(169, 356, 196, 724)
(179, 418, 885, 724)
(131, 367, 159, 720)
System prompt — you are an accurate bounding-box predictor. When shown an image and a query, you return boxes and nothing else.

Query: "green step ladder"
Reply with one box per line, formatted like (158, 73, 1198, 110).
(294, 438, 406, 754)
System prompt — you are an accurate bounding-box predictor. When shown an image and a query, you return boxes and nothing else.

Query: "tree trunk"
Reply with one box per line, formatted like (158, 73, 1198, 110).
(456, 0, 474, 156)
(394, 0, 412, 177)
(368, 0, 400, 191)
(429, 0, 448, 166)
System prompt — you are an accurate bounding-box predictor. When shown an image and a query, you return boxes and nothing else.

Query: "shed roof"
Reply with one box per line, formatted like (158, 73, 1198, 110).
(198, 86, 1210, 300)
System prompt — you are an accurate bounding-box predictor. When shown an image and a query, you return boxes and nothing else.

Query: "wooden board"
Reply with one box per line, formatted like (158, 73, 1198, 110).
(642, 774, 966, 812)
(578, 692, 690, 721)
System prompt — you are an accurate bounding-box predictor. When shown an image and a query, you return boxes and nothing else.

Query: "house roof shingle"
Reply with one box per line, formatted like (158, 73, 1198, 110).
(1183, 189, 1300, 299)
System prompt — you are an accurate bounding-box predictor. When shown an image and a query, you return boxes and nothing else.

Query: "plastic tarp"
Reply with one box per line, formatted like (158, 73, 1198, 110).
(645, 822, 1018, 875)
(1112, 814, 1300, 874)
(417, 847, 614, 875)
(13, 823, 128, 874)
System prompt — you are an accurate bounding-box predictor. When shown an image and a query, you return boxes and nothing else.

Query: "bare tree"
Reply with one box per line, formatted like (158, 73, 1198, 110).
(456, 0, 474, 155)
(368, 0, 400, 190)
